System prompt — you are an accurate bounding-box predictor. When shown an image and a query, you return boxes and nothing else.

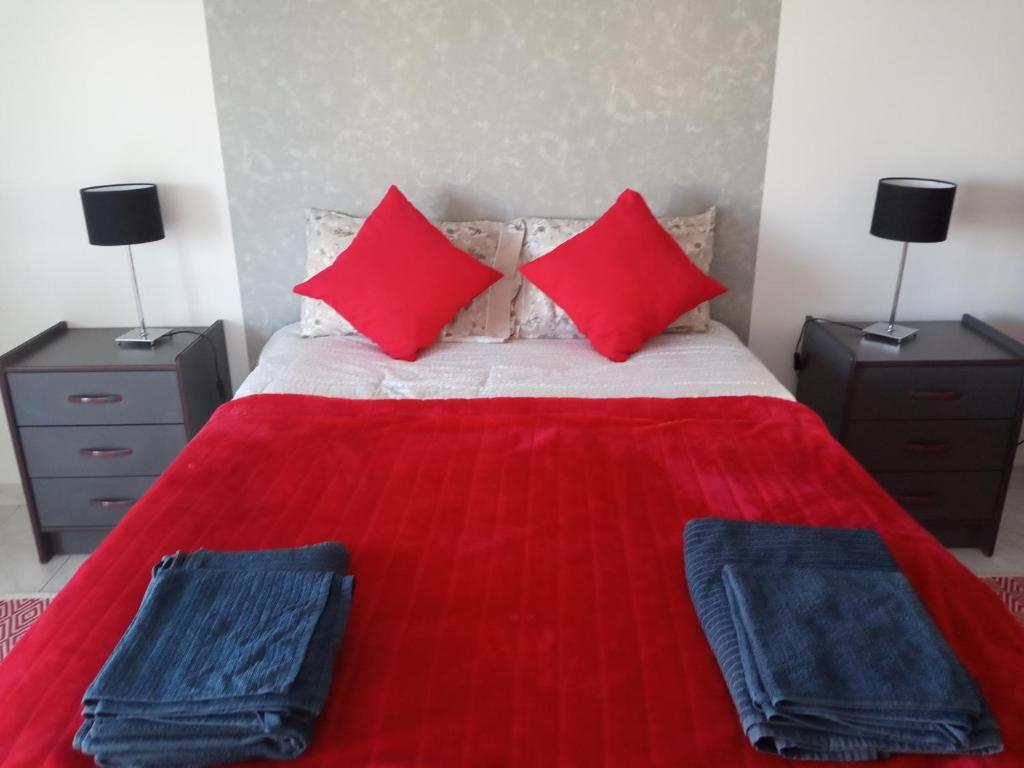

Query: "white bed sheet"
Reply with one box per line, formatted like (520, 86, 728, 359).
(235, 321, 792, 401)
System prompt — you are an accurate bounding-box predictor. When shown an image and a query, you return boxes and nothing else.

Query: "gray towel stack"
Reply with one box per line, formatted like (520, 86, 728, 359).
(684, 518, 1001, 761)
(74, 543, 354, 768)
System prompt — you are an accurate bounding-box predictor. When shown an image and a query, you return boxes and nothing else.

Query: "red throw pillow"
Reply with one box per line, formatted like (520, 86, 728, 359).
(518, 189, 726, 361)
(294, 186, 502, 360)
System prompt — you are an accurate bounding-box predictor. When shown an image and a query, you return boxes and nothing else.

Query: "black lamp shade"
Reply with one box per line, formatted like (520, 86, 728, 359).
(80, 183, 164, 246)
(870, 177, 956, 243)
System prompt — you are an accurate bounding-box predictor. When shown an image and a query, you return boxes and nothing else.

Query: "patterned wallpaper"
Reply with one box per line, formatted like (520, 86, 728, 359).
(204, 0, 781, 362)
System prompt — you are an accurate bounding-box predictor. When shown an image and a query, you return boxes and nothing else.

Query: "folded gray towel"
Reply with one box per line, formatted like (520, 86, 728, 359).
(685, 519, 1001, 761)
(74, 543, 354, 768)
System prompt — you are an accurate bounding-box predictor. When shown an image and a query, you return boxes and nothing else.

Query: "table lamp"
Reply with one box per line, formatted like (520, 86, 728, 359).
(80, 183, 173, 346)
(862, 177, 957, 344)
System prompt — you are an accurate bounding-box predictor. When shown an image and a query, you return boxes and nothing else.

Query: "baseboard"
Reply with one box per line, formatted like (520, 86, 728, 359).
(0, 483, 26, 507)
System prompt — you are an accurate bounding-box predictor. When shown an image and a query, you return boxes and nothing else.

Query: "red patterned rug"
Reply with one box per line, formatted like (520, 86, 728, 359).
(0, 578, 1021, 663)
(982, 576, 1024, 626)
(0, 598, 52, 663)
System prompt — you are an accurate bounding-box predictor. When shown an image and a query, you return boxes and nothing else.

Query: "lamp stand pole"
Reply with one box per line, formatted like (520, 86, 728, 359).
(114, 243, 173, 347)
(861, 240, 919, 344)
(886, 240, 910, 332)
(126, 243, 148, 338)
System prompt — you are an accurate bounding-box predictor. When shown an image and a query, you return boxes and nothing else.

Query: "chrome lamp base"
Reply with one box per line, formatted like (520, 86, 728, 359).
(116, 327, 173, 347)
(861, 321, 918, 344)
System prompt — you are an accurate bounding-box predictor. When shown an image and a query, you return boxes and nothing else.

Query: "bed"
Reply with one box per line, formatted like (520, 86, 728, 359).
(1, 330, 1022, 767)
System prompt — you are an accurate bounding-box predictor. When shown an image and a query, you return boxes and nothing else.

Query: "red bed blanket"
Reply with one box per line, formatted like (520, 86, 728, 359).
(1, 395, 1022, 767)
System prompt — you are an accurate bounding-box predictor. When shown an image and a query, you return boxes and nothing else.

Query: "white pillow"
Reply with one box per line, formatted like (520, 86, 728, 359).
(300, 208, 525, 342)
(512, 207, 716, 338)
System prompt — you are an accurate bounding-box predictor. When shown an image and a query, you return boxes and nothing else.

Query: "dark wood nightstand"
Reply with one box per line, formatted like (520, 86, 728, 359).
(796, 314, 1024, 555)
(0, 321, 230, 561)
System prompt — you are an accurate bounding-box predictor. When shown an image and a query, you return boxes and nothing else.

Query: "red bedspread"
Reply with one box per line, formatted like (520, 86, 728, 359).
(1, 395, 1022, 767)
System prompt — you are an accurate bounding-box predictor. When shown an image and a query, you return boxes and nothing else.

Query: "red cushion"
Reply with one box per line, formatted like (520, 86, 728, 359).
(517, 189, 727, 361)
(294, 186, 502, 360)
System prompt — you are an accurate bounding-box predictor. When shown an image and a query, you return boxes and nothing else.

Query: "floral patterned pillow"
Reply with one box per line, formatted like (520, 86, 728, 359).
(300, 208, 524, 342)
(513, 208, 716, 338)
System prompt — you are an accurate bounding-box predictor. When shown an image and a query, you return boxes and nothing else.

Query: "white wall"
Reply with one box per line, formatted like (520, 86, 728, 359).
(750, 0, 1024, 391)
(0, 0, 246, 484)
(4, 1, 1023, 489)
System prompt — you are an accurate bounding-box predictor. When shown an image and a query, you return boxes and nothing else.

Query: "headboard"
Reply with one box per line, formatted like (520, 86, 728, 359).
(204, 0, 781, 363)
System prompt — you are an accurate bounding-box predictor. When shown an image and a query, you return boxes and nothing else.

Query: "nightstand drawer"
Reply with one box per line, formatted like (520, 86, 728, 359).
(31, 476, 157, 528)
(845, 419, 1013, 471)
(871, 471, 1002, 522)
(20, 425, 187, 477)
(8, 371, 183, 426)
(849, 366, 1022, 421)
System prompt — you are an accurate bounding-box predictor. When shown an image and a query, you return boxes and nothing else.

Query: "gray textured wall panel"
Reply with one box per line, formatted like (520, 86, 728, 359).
(205, 0, 780, 363)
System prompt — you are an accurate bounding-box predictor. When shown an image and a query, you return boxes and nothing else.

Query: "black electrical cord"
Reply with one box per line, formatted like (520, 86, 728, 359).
(793, 317, 868, 371)
(165, 330, 229, 403)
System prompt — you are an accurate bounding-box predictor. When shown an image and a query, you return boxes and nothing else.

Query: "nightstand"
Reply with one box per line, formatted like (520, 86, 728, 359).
(796, 314, 1024, 555)
(0, 321, 230, 561)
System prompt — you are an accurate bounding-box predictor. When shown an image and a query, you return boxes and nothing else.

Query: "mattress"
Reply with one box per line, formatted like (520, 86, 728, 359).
(235, 321, 793, 400)
(1, 394, 1021, 767)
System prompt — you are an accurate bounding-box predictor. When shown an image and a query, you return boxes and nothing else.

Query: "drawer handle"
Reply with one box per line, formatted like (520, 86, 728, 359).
(68, 394, 123, 405)
(89, 498, 136, 509)
(903, 441, 950, 455)
(893, 492, 940, 506)
(79, 447, 133, 458)
(908, 389, 961, 401)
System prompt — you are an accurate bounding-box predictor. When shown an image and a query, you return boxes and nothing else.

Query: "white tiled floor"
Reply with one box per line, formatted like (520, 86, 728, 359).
(0, 484, 89, 595)
(0, 505, 87, 596)
(1, 471, 1023, 597)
